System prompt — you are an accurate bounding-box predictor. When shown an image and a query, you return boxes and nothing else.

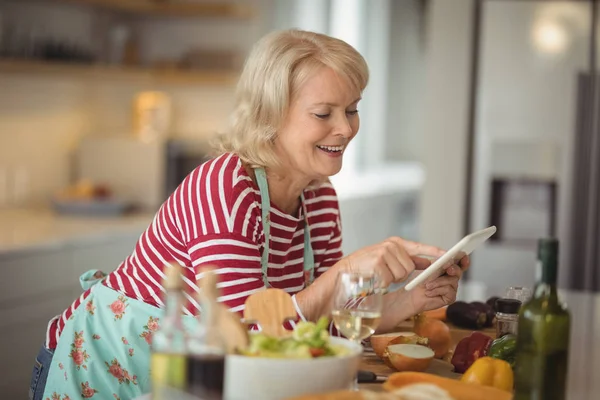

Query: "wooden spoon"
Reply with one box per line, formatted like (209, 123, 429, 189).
(243, 288, 297, 337)
(197, 266, 249, 353)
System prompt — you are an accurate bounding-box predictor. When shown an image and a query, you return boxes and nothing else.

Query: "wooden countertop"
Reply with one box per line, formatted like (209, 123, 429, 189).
(0, 207, 153, 257)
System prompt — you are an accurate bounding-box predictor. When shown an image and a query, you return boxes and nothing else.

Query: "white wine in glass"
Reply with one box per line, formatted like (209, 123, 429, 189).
(331, 271, 383, 390)
(331, 309, 382, 342)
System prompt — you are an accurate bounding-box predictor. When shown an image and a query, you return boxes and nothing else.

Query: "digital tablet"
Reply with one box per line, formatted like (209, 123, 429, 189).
(388, 226, 497, 293)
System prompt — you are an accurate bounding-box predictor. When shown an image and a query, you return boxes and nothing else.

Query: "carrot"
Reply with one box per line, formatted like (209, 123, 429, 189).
(286, 390, 366, 400)
(383, 372, 513, 400)
(423, 305, 448, 321)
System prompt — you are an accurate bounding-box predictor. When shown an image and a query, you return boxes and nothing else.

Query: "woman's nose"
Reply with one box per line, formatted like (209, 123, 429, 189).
(333, 114, 354, 138)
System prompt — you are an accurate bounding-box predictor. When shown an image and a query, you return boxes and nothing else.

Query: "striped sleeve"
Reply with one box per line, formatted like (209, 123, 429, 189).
(188, 233, 264, 314)
(183, 154, 267, 315)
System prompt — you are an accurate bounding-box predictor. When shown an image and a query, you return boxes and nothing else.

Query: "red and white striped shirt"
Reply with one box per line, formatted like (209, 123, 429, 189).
(46, 153, 344, 349)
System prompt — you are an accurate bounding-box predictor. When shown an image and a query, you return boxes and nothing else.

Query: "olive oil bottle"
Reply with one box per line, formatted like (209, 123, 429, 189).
(514, 238, 571, 400)
(150, 264, 188, 399)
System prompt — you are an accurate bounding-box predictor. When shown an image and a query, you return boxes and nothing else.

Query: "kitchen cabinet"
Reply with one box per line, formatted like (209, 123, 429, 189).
(0, 0, 258, 85)
(0, 58, 240, 86)
(0, 234, 140, 398)
(51, 0, 255, 18)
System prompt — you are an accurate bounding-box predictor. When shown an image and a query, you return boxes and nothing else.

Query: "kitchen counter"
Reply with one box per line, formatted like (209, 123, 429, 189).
(331, 162, 424, 200)
(0, 163, 424, 258)
(0, 207, 155, 258)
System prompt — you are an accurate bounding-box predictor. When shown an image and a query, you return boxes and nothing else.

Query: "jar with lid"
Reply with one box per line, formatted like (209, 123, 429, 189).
(495, 298, 522, 337)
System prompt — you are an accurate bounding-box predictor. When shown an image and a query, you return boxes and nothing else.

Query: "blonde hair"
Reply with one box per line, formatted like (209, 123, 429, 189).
(212, 29, 369, 168)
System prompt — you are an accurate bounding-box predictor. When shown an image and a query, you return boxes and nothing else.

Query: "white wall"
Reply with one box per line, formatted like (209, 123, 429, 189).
(385, 0, 426, 162)
(418, 0, 474, 249)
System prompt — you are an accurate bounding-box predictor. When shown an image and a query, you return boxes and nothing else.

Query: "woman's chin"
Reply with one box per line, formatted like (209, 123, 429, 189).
(318, 164, 343, 178)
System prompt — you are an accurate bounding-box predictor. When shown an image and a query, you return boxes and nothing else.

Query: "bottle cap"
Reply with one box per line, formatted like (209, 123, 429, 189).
(538, 237, 559, 260)
(495, 298, 522, 314)
(538, 238, 559, 284)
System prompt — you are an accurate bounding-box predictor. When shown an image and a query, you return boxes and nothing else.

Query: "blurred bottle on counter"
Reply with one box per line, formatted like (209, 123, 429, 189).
(151, 264, 188, 399)
(132, 91, 172, 143)
(495, 298, 521, 338)
(514, 238, 571, 400)
(186, 270, 226, 400)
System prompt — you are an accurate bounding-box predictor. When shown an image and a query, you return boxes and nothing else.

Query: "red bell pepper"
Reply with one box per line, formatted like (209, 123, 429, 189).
(450, 331, 493, 373)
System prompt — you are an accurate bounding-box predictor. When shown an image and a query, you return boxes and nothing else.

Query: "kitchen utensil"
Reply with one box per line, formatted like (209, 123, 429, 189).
(243, 288, 297, 337)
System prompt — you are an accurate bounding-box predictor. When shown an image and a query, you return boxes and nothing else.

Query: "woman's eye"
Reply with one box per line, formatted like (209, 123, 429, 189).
(315, 113, 330, 119)
(346, 110, 359, 116)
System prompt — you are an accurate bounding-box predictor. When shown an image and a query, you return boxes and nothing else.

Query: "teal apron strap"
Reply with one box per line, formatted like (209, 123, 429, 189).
(254, 168, 315, 288)
(79, 269, 107, 291)
(301, 192, 315, 286)
(254, 168, 272, 287)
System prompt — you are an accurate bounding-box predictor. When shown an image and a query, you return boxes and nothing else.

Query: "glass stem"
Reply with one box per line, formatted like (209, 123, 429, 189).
(351, 338, 362, 391)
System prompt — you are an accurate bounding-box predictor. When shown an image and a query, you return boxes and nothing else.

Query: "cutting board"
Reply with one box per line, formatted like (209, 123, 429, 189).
(360, 319, 497, 392)
(395, 319, 497, 350)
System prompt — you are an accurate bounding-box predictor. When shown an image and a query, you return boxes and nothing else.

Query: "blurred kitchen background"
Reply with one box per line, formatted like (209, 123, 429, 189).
(2, 0, 600, 396)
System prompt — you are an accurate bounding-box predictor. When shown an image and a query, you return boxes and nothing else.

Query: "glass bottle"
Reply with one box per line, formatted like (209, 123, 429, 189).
(186, 270, 227, 400)
(150, 264, 188, 399)
(514, 238, 571, 400)
(495, 298, 521, 338)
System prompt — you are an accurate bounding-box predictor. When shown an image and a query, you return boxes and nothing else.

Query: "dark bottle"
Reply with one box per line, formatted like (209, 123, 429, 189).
(186, 271, 226, 400)
(514, 238, 571, 400)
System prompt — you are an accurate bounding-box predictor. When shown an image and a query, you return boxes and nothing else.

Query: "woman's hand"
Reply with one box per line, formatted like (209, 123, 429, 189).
(408, 257, 468, 312)
(295, 236, 470, 324)
(376, 255, 470, 332)
(338, 237, 447, 288)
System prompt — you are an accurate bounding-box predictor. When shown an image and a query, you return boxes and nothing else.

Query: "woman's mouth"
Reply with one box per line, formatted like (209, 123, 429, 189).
(316, 145, 345, 154)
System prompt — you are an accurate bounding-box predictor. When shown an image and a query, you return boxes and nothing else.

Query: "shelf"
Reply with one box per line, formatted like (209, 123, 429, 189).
(0, 59, 240, 86)
(49, 0, 255, 19)
(52, 0, 255, 19)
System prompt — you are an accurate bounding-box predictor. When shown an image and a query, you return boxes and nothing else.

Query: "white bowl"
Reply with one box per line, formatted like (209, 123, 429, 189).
(224, 337, 362, 400)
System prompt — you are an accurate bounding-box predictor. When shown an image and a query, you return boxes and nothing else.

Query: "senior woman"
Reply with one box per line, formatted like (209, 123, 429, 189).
(30, 29, 468, 399)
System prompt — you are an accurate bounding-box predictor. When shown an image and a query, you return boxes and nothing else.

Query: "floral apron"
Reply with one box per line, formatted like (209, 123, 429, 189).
(41, 168, 315, 400)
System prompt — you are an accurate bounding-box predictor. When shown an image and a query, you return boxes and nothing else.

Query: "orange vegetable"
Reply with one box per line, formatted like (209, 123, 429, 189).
(423, 306, 448, 321)
(461, 356, 514, 392)
(286, 390, 364, 400)
(383, 371, 513, 400)
(370, 332, 416, 358)
(414, 314, 451, 358)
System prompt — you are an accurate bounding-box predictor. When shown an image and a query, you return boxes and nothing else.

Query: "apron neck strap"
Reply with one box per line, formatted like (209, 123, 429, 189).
(254, 168, 314, 288)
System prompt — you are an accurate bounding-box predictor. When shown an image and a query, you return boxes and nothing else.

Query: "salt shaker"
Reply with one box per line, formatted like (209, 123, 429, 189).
(495, 298, 522, 338)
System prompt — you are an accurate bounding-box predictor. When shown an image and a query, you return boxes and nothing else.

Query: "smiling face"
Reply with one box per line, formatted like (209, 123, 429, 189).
(273, 67, 361, 182)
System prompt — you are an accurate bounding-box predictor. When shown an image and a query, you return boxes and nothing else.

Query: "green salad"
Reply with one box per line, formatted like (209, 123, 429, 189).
(240, 317, 351, 359)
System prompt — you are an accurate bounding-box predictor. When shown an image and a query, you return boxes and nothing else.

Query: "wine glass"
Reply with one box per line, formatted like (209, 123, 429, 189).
(505, 286, 532, 304)
(331, 271, 383, 390)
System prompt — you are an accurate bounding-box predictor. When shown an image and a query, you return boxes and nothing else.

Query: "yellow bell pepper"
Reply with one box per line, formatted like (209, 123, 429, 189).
(460, 356, 514, 392)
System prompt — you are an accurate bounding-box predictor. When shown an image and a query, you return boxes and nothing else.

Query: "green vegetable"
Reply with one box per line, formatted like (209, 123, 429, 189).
(241, 317, 350, 359)
(489, 334, 517, 368)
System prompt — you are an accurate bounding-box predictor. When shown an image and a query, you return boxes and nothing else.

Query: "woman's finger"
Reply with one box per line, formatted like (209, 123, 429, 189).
(374, 267, 395, 288)
(390, 237, 446, 258)
(425, 284, 458, 303)
(444, 264, 463, 278)
(425, 276, 459, 291)
(382, 250, 407, 283)
(383, 240, 415, 282)
(412, 256, 433, 270)
(458, 255, 471, 271)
